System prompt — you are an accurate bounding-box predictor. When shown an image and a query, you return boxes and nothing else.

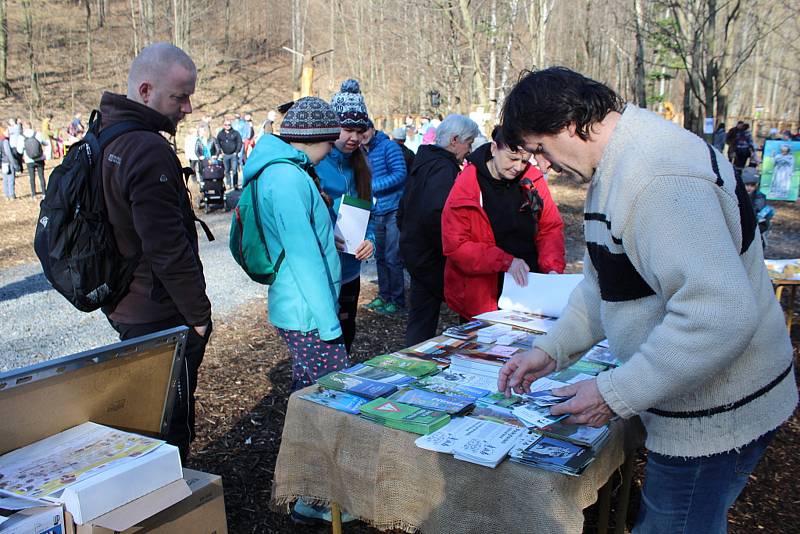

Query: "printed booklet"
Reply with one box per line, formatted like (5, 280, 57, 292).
(359, 398, 451, 434)
(316, 371, 398, 400)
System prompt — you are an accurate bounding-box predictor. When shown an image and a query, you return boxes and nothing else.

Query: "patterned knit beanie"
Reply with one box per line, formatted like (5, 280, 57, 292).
(279, 97, 340, 143)
(330, 79, 370, 130)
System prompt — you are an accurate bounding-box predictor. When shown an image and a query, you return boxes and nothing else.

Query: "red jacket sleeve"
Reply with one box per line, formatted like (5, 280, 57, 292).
(531, 172, 566, 273)
(442, 193, 514, 276)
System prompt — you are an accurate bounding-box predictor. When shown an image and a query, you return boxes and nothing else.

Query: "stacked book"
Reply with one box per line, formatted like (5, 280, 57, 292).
(388, 388, 474, 415)
(509, 433, 596, 476)
(299, 387, 370, 414)
(536, 421, 610, 451)
(448, 353, 508, 382)
(363, 354, 440, 378)
(581, 342, 621, 368)
(415, 417, 525, 468)
(316, 371, 398, 400)
(359, 398, 450, 434)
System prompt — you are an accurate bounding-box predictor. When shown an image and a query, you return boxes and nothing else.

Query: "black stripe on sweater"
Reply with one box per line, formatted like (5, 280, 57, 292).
(585, 213, 622, 244)
(707, 145, 756, 254)
(587, 241, 656, 302)
(647, 363, 794, 419)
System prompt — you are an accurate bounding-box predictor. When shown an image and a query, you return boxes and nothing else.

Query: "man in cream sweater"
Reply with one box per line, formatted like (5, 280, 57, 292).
(498, 67, 797, 532)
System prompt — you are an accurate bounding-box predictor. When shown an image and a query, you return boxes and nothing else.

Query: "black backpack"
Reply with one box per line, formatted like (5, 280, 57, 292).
(24, 135, 43, 160)
(34, 110, 148, 312)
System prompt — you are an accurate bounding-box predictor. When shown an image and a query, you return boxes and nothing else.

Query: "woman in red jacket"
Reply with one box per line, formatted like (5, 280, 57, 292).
(442, 126, 565, 320)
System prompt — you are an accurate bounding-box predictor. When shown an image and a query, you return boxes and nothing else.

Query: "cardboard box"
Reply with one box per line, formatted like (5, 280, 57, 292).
(0, 329, 191, 534)
(71, 469, 226, 534)
(0, 504, 64, 534)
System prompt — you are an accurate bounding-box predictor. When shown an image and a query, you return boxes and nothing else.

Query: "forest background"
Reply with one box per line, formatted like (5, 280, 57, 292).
(0, 0, 798, 140)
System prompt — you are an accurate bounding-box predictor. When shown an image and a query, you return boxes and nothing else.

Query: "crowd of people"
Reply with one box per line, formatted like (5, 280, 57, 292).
(31, 41, 799, 532)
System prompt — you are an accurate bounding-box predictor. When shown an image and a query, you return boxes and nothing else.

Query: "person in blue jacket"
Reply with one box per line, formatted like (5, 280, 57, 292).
(362, 118, 408, 315)
(317, 79, 375, 353)
(241, 97, 345, 392)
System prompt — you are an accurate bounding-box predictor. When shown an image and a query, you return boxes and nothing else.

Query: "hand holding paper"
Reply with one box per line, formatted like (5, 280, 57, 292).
(549, 379, 614, 428)
(334, 195, 371, 255)
(507, 258, 531, 287)
(497, 347, 557, 397)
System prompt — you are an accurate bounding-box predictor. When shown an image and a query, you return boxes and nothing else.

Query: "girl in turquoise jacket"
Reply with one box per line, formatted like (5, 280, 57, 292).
(242, 98, 346, 391)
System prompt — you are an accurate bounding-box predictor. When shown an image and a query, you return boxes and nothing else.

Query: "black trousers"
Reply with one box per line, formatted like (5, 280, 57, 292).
(339, 277, 361, 353)
(108, 315, 212, 461)
(405, 276, 442, 346)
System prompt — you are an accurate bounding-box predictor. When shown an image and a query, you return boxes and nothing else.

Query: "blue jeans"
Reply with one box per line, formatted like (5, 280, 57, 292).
(373, 210, 404, 306)
(222, 153, 239, 189)
(634, 430, 776, 534)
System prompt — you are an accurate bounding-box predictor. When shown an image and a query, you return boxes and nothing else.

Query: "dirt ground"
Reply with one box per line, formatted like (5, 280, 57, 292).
(3, 173, 798, 533)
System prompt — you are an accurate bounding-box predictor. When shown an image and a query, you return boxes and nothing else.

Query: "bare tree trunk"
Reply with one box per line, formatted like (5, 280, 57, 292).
(632, 0, 647, 107)
(21, 0, 40, 108)
(488, 0, 497, 116)
(84, 0, 93, 82)
(224, 0, 231, 50)
(0, 0, 9, 96)
(96, 0, 106, 27)
(536, 0, 555, 68)
(497, 0, 519, 119)
(129, 0, 139, 55)
(458, 0, 488, 109)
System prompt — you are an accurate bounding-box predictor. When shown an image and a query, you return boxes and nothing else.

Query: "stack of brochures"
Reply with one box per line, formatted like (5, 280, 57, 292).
(475, 324, 513, 343)
(342, 362, 416, 386)
(412, 374, 491, 400)
(298, 387, 370, 414)
(448, 353, 508, 382)
(442, 320, 486, 340)
(388, 387, 474, 415)
(512, 402, 569, 429)
(415, 417, 525, 468)
(509, 434, 596, 476)
(316, 371, 398, 400)
(363, 354, 440, 378)
(536, 421, 610, 451)
(359, 398, 451, 434)
(398, 336, 470, 366)
(581, 342, 621, 368)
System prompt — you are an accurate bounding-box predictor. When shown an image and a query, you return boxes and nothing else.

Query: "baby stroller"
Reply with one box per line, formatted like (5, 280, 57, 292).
(198, 159, 225, 213)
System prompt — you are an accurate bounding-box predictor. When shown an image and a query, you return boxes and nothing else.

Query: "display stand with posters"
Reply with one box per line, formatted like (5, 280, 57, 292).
(760, 140, 800, 201)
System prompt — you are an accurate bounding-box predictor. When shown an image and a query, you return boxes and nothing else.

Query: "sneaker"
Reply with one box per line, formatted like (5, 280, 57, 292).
(377, 302, 402, 316)
(364, 297, 385, 310)
(291, 499, 357, 525)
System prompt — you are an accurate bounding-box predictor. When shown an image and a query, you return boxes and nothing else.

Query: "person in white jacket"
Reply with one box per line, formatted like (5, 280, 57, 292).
(183, 126, 200, 182)
(14, 124, 49, 198)
(498, 67, 797, 533)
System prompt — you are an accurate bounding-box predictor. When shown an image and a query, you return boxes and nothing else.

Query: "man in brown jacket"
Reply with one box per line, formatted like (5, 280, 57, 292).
(100, 42, 212, 460)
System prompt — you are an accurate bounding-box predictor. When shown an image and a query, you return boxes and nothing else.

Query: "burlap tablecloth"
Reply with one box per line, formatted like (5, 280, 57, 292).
(272, 386, 644, 533)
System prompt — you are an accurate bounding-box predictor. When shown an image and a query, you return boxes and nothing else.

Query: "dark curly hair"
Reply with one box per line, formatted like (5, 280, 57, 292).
(501, 67, 625, 148)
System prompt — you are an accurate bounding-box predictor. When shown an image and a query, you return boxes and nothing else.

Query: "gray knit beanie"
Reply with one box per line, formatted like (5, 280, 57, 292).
(330, 79, 370, 130)
(279, 97, 340, 143)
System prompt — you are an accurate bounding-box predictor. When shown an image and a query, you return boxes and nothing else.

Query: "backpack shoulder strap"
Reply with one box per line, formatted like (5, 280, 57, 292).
(245, 158, 306, 274)
(97, 120, 152, 149)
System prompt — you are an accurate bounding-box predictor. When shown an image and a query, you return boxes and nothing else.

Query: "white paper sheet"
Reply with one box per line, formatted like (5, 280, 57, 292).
(497, 273, 583, 318)
(474, 309, 557, 333)
(334, 196, 371, 255)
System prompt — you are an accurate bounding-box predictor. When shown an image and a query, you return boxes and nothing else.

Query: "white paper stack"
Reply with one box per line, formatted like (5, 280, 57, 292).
(415, 417, 525, 468)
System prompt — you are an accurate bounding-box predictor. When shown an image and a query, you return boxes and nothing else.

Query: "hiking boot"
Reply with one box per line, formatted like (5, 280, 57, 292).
(291, 499, 357, 525)
(377, 301, 403, 316)
(364, 297, 385, 310)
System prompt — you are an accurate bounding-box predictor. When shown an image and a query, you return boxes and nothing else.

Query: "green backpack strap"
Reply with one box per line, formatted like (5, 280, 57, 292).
(245, 158, 305, 276)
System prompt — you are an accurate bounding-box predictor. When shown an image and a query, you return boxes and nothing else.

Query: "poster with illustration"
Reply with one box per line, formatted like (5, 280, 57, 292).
(760, 140, 800, 201)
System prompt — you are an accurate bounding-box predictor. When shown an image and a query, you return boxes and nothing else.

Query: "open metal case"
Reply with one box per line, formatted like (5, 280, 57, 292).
(0, 326, 188, 455)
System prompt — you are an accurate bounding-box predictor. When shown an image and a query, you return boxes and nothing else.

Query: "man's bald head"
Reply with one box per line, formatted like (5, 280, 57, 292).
(126, 43, 197, 129)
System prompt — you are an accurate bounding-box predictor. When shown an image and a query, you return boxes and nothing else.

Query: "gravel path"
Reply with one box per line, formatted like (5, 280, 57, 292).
(0, 210, 378, 372)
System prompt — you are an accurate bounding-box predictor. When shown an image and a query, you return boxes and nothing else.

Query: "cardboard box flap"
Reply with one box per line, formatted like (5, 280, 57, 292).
(89, 479, 191, 532)
(0, 327, 188, 455)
